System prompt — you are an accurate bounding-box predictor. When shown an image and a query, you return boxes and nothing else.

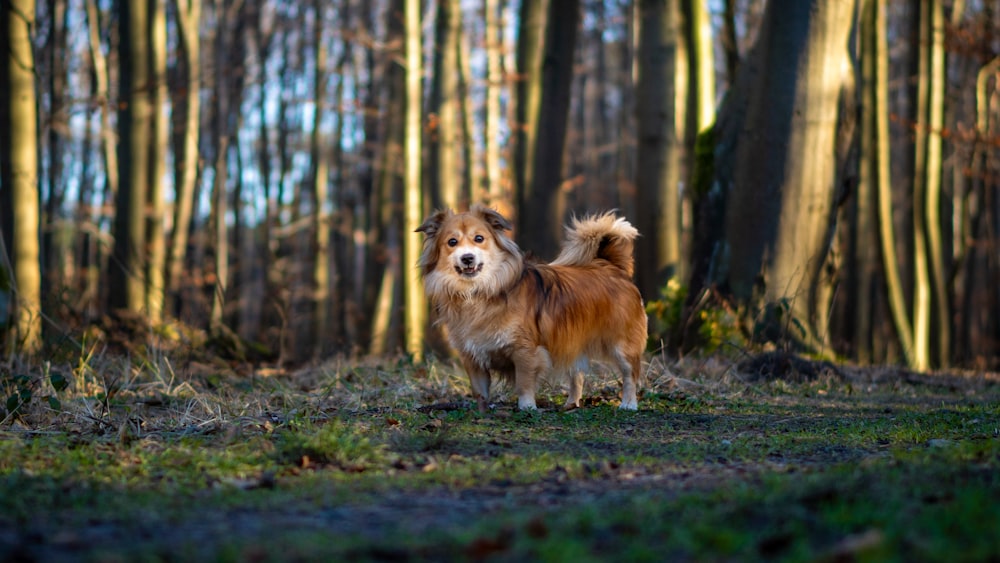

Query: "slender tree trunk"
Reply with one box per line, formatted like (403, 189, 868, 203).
(44, 0, 68, 296)
(76, 69, 97, 321)
(111, 0, 152, 313)
(634, 0, 682, 299)
(84, 0, 117, 315)
(370, 0, 406, 356)
(483, 0, 503, 205)
(513, 0, 548, 226)
(0, 0, 42, 353)
(875, 0, 914, 365)
(147, 0, 168, 323)
(403, 0, 425, 361)
(428, 0, 461, 210)
(456, 20, 477, 207)
(908, 0, 950, 370)
(209, 0, 230, 334)
(329, 1, 352, 352)
(311, 0, 331, 358)
(924, 0, 949, 366)
(168, 0, 201, 319)
(680, 0, 717, 284)
(852, 0, 879, 363)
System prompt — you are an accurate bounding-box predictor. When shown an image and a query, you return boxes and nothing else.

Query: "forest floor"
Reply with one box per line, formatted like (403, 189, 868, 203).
(1, 335, 999, 561)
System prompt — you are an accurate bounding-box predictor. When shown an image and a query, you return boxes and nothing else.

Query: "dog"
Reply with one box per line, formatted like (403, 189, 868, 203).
(416, 205, 647, 412)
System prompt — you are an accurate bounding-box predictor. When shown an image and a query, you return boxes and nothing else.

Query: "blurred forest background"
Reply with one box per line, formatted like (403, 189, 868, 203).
(1, 0, 998, 370)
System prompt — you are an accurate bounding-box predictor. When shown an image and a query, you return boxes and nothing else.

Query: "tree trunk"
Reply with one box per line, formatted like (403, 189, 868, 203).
(167, 0, 202, 320)
(518, 0, 581, 259)
(84, 0, 117, 315)
(403, 0, 426, 361)
(147, 0, 168, 323)
(110, 0, 152, 314)
(44, 0, 68, 297)
(428, 0, 462, 211)
(456, 20, 477, 207)
(513, 0, 548, 228)
(875, 0, 914, 366)
(209, 0, 231, 335)
(0, 0, 42, 354)
(368, 0, 407, 357)
(911, 0, 949, 369)
(719, 0, 857, 350)
(483, 0, 504, 206)
(634, 0, 682, 299)
(720, 0, 739, 87)
(311, 0, 331, 357)
(850, 0, 879, 363)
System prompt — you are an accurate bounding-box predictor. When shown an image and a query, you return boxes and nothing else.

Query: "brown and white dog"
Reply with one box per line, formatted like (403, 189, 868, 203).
(416, 205, 647, 412)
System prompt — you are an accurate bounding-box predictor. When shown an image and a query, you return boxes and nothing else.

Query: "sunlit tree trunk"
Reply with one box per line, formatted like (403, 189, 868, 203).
(910, 0, 949, 368)
(483, 0, 503, 205)
(680, 0, 716, 285)
(683, 0, 715, 144)
(874, 0, 913, 366)
(84, 0, 117, 315)
(0, 0, 42, 354)
(457, 21, 477, 207)
(370, 0, 406, 356)
(111, 0, 152, 313)
(634, 0, 682, 299)
(403, 0, 425, 361)
(167, 0, 201, 319)
(147, 0, 168, 323)
(428, 0, 461, 210)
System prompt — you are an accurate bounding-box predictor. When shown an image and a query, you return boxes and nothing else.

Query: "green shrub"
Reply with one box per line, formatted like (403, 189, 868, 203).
(646, 279, 743, 355)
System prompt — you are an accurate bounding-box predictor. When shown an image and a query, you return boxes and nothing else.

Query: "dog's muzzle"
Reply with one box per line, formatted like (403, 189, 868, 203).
(456, 253, 483, 277)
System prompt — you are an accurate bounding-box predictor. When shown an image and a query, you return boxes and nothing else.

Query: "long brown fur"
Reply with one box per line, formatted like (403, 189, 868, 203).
(416, 205, 647, 411)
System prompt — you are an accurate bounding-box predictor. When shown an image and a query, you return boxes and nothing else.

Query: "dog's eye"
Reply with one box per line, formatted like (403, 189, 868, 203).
(474, 235, 484, 243)
(448, 238, 458, 247)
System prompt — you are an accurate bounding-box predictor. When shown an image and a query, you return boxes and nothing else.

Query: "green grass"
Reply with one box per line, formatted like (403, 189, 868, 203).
(0, 354, 998, 561)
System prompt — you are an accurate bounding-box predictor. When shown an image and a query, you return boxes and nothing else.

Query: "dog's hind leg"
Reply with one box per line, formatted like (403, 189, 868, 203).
(563, 357, 588, 411)
(615, 348, 641, 411)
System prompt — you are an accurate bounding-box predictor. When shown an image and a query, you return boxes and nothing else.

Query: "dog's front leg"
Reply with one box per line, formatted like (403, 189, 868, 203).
(513, 348, 548, 410)
(462, 358, 492, 413)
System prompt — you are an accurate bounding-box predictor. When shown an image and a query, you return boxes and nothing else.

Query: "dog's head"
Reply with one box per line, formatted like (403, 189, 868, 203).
(416, 205, 521, 297)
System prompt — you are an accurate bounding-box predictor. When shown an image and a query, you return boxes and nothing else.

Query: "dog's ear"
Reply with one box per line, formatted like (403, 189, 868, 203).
(473, 205, 513, 232)
(416, 210, 450, 237)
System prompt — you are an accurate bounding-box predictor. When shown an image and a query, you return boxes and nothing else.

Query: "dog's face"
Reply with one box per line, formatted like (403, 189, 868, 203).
(416, 205, 521, 297)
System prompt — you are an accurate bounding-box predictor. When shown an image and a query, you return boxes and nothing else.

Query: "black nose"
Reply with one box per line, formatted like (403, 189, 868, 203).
(460, 254, 475, 266)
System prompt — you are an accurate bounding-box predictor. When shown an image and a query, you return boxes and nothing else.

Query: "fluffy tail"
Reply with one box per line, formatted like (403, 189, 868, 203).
(550, 212, 639, 276)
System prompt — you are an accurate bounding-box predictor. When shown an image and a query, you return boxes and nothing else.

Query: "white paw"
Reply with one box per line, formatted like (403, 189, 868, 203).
(618, 399, 638, 411)
(518, 396, 538, 410)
